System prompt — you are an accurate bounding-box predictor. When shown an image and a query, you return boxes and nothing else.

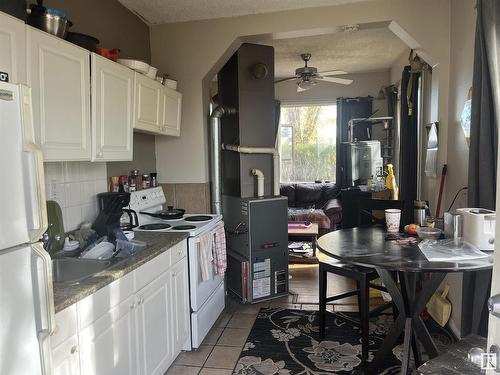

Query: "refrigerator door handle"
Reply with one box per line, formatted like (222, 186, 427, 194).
(24, 140, 48, 241)
(33, 242, 55, 375)
(20, 85, 48, 241)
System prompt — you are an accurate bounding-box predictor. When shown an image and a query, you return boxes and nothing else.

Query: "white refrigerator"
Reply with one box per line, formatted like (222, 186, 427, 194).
(0, 81, 54, 375)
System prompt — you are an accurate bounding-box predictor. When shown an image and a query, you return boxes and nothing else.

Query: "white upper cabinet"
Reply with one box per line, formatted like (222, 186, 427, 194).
(28, 27, 91, 161)
(134, 72, 162, 134)
(0, 12, 26, 84)
(160, 87, 182, 137)
(134, 72, 182, 136)
(91, 53, 134, 161)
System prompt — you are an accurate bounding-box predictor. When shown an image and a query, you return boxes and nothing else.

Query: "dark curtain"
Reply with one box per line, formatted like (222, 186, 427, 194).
(468, 0, 499, 210)
(336, 96, 373, 187)
(399, 66, 420, 225)
(384, 85, 398, 122)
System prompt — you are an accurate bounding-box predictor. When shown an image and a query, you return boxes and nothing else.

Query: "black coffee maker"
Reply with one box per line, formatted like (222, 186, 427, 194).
(93, 192, 138, 241)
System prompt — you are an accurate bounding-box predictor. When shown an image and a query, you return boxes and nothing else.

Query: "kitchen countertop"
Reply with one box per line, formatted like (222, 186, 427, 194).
(53, 231, 189, 313)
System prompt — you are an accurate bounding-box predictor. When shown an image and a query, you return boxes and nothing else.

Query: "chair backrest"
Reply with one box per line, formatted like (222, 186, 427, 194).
(356, 198, 405, 227)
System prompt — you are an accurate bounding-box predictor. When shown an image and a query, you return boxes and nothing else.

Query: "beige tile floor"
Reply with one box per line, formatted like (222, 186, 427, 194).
(165, 263, 382, 375)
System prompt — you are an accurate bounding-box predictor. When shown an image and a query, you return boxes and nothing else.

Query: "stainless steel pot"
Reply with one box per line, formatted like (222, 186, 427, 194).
(28, 12, 72, 39)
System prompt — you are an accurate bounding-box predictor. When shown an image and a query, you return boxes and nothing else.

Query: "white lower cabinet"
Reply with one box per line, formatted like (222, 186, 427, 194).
(136, 271, 174, 375)
(79, 295, 138, 375)
(52, 335, 80, 375)
(52, 240, 189, 375)
(171, 258, 190, 351)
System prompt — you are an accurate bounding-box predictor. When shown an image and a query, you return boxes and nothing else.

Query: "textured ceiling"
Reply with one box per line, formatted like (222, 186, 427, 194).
(118, 0, 373, 25)
(263, 28, 408, 77)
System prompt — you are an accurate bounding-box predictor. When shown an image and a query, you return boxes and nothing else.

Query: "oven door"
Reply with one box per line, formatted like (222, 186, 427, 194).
(188, 222, 225, 311)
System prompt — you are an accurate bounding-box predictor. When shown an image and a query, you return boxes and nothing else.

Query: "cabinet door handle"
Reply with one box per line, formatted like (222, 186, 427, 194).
(97, 150, 103, 158)
(172, 272, 177, 277)
(70, 345, 78, 354)
(130, 302, 136, 310)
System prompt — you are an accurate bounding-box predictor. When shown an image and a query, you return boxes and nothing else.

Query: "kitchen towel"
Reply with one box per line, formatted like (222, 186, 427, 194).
(199, 231, 213, 281)
(213, 225, 227, 275)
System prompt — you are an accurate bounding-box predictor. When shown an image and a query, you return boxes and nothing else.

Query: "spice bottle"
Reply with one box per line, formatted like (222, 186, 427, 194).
(142, 174, 150, 189)
(150, 172, 158, 187)
(119, 175, 129, 192)
(110, 176, 119, 192)
(130, 169, 140, 190)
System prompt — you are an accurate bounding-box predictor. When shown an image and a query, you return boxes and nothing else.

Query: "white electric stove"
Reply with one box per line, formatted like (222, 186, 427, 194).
(128, 187, 226, 349)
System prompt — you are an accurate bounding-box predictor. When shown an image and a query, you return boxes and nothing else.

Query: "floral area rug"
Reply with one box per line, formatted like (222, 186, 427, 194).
(233, 308, 455, 375)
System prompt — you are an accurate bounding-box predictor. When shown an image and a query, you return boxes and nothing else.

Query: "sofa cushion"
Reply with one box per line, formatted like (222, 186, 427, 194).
(280, 184, 296, 207)
(323, 183, 341, 200)
(295, 183, 323, 208)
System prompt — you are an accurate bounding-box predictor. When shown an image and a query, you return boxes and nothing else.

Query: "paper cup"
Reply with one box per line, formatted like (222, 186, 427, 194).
(385, 209, 401, 233)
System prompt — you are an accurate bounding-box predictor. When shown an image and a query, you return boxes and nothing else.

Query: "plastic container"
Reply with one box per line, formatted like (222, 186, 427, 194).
(115, 239, 147, 257)
(416, 227, 443, 240)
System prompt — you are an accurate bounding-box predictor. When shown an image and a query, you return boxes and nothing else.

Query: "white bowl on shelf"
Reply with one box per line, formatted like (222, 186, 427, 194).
(117, 59, 150, 74)
(164, 78, 178, 90)
(146, 66, 158, 79)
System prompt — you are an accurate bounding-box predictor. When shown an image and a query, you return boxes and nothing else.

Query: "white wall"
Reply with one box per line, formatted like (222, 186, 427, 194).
(389, 49, 409, 85)
(150, 0, 451, 186)
(442, 0, 476, 338)
(44, 162, 108, 231)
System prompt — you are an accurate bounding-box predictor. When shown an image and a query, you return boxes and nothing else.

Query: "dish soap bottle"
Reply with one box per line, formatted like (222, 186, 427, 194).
(385, 164, 399, 199)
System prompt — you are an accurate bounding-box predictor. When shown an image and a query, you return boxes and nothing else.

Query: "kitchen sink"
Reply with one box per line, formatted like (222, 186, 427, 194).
(52, 258, 116, 284)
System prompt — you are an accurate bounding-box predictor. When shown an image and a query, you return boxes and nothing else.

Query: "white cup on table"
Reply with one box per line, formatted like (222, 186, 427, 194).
(385, 209, 401, 233)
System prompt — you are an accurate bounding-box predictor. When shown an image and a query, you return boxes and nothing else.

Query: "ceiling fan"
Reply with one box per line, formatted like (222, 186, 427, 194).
(275, 53, 353, 92)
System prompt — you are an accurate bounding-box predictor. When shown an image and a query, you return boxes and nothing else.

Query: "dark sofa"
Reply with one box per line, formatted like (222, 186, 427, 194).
(280, 182, 342, 232)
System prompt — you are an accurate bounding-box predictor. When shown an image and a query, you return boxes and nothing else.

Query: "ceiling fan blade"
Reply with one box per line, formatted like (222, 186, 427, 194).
(319, 76, 354, 85)
(274, 76, 298, 84)
(317, 70, 348, 76)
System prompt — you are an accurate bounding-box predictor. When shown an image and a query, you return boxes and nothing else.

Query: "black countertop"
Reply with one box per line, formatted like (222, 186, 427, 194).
(53, 231, 189, 313)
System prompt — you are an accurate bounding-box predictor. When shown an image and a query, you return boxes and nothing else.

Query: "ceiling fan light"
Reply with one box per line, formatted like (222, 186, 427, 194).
(298, 79, 316, 91)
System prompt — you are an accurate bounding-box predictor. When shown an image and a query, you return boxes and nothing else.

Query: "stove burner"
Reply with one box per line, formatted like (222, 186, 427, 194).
(184, 215, 213, 222)
(172, 225, 197, 230)
(139, 223, 171, 230)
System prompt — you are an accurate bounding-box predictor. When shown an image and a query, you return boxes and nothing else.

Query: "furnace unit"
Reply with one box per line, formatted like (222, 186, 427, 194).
(214, 43, 289, 303)
(224, 195, 288, 303)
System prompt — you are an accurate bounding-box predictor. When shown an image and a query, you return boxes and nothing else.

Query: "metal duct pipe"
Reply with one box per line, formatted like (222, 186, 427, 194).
(251, 169, 265, 197)
(222, 144, 280, 196)
(210, 106, 236, 214)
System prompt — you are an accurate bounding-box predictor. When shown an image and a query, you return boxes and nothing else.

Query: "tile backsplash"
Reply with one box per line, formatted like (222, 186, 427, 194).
(44, 162, 108, 231)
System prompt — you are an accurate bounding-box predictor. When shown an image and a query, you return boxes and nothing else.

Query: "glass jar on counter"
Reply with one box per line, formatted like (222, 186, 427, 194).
(119, 175, 129, 192)
(150, 172, 158, 187)
(142, 174, 150, 189)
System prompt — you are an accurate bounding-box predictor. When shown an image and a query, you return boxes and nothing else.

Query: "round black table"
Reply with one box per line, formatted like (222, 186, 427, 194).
(317, 227, 493, 374)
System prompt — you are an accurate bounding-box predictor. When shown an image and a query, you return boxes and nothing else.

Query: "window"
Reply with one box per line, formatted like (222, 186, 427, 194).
(278, 104, 337, 182)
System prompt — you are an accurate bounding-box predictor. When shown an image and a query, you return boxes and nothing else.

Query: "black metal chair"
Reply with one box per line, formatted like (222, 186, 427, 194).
(318, 198, 404, 362)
